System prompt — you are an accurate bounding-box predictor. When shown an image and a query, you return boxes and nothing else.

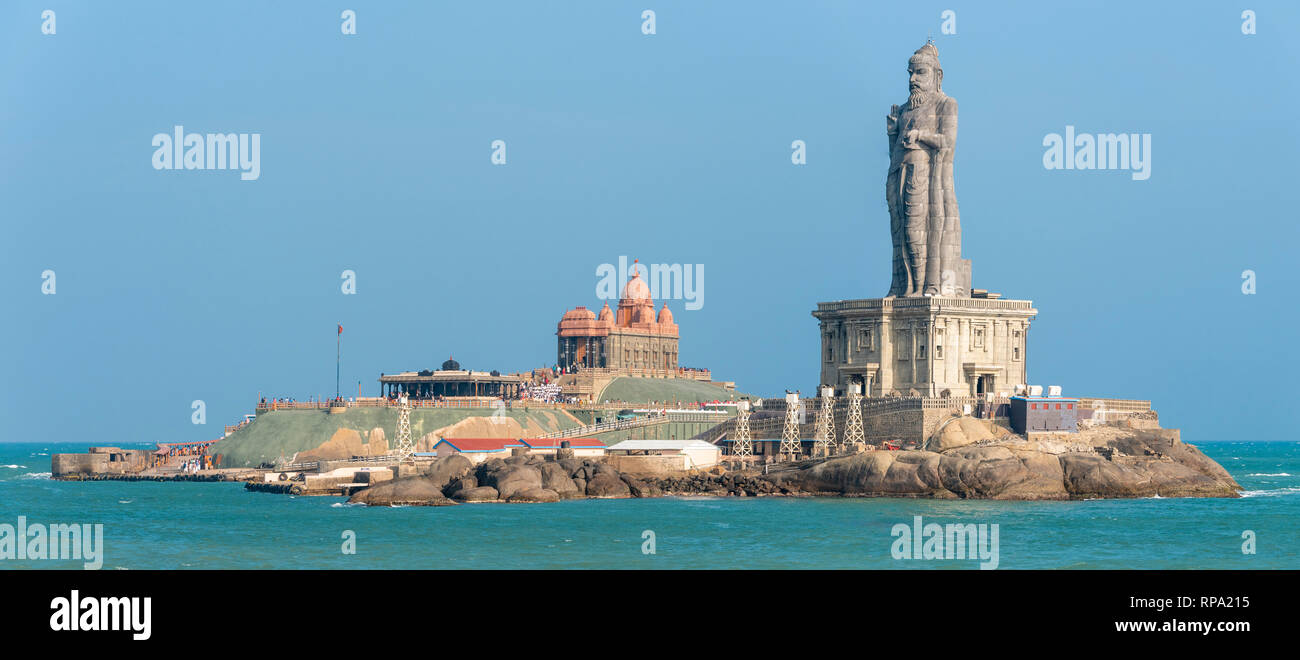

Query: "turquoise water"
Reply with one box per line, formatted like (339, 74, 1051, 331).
(1, 441, 1296, 569)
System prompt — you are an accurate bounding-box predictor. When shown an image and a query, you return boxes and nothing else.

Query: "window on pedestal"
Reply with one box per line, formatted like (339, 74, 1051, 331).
(859, 326, 874, 351)
(1013, 330, 1022, 361)
(918, 344, 927, 359)
(935, 329, 944, 359)
(973, 326, 986, 350)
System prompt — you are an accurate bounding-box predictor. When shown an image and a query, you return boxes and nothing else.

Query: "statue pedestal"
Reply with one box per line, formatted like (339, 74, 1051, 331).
(812, 296, 1037, 398)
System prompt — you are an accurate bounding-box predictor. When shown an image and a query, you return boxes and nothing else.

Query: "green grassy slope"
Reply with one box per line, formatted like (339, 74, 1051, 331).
(597, 377, 746, 405)
(210, 407, 582, 467)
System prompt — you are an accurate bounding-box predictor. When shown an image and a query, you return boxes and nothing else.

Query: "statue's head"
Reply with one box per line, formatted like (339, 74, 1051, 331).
(907, 42, 943, 102)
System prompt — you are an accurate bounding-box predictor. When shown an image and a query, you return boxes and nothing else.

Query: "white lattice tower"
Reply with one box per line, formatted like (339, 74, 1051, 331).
(732, 408, 752, 458)
(842, 384, 865, 452)
(394, 394, 415, 463)
(813, 386, 835, 456)
(779, 392, 802, 460)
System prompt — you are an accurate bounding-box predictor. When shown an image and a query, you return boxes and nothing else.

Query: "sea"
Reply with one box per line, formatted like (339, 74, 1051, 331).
(1, 441, 1296, 570)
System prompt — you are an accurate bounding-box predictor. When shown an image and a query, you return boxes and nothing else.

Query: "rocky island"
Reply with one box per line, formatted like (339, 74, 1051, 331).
(344, 418, 1239, 506)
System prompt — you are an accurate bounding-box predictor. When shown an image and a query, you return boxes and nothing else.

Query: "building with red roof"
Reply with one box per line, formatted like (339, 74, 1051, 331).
(434, 437, 608, 461)
(433, 438, 527, 463)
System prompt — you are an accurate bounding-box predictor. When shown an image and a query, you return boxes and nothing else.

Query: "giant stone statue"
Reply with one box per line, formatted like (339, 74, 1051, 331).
(814, 42, 1035, 400)
(885, 41, 970, 298)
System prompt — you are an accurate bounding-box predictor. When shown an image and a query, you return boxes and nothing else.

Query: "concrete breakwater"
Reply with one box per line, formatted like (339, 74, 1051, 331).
(55, 472, 233, 483)
(245, 481, 297, 495)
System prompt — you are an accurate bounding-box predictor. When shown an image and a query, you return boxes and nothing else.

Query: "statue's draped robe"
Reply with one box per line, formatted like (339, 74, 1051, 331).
(886, 94, 964, 297)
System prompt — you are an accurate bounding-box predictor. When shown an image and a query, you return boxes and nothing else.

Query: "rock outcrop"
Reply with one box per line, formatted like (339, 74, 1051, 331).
(484, 465, 543, 500)
(508, 488, 561, 503)
(348, 476, 457, 506)
(346, 425, 1239, 505)
(424, 454, 473, 490)
(768, 426, 1238, 499)
(452, 486, 500, 502)
(585, 472, 631, 498)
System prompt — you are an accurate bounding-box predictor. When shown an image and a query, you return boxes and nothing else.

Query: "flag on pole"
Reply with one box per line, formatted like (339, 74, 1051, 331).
(338, 324, 343, 335)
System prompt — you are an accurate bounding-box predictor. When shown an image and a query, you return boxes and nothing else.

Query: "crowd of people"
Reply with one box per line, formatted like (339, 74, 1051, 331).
(519, 383, 563, 403)
(178, 455, 211, 473)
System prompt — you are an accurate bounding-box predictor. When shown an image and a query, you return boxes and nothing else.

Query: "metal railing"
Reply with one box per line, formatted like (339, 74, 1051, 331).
(541, 416, 668, 439)
(254, 398, 584, 412)
(1077, 397, 1152, 412)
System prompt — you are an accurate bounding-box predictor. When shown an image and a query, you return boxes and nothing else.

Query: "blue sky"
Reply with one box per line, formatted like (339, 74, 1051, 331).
(3, 1, 1297, 443)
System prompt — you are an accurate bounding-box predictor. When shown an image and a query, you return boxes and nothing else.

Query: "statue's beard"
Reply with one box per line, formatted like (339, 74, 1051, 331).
(908, 88, 934, 109)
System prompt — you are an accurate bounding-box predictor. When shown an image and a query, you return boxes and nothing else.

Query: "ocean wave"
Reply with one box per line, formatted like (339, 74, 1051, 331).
(1, 464, 26, 469)
(19, 472, 51, 480)
(1239, 487, 1300, 498)
(1246, 473, 1293, 477)
(330, 502, 364, 508)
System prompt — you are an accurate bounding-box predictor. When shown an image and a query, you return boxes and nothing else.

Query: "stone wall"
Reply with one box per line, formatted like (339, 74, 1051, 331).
(52, 449, 152, 477)
(607, 454, 690, 475)
(52, 453, 108, 477)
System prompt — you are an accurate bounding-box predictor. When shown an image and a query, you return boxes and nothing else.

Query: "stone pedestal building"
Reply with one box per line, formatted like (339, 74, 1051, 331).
(813, 296, 1035, 398)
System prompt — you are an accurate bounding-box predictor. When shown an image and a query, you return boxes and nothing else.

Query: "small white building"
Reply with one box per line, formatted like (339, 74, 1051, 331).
(605, 439, 722, 469)
(518, 438, 607, 458)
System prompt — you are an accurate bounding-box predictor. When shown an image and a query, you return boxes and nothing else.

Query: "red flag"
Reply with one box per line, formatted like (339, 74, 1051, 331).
(337, 324, 343, 335)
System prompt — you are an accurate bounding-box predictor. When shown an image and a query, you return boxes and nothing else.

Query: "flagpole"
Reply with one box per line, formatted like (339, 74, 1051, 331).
(336, 327, 341, 401)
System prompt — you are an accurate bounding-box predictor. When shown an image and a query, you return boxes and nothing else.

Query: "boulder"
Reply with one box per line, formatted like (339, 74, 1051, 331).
(540, 463, 580, 495)
(348, 476, 457, 506)
(621, 474, 661, 498)
(483, 465, 543, 500)
(508, 488, 561, 503)
(425, 454, 474, 489)
(586, 472, 631, 498)
(452, 486, 500, 502)
(1059, 454, 1148, 498)
(443, 476, 478, 497)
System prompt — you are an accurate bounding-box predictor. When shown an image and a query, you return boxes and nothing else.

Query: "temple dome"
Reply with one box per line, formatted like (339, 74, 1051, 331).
(657, 304, 674, 324)
(561, 306, 597, 321)
(622, 272, 651, 301)
(441, 356, 460, 370)
(598, 302, 614, 323)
